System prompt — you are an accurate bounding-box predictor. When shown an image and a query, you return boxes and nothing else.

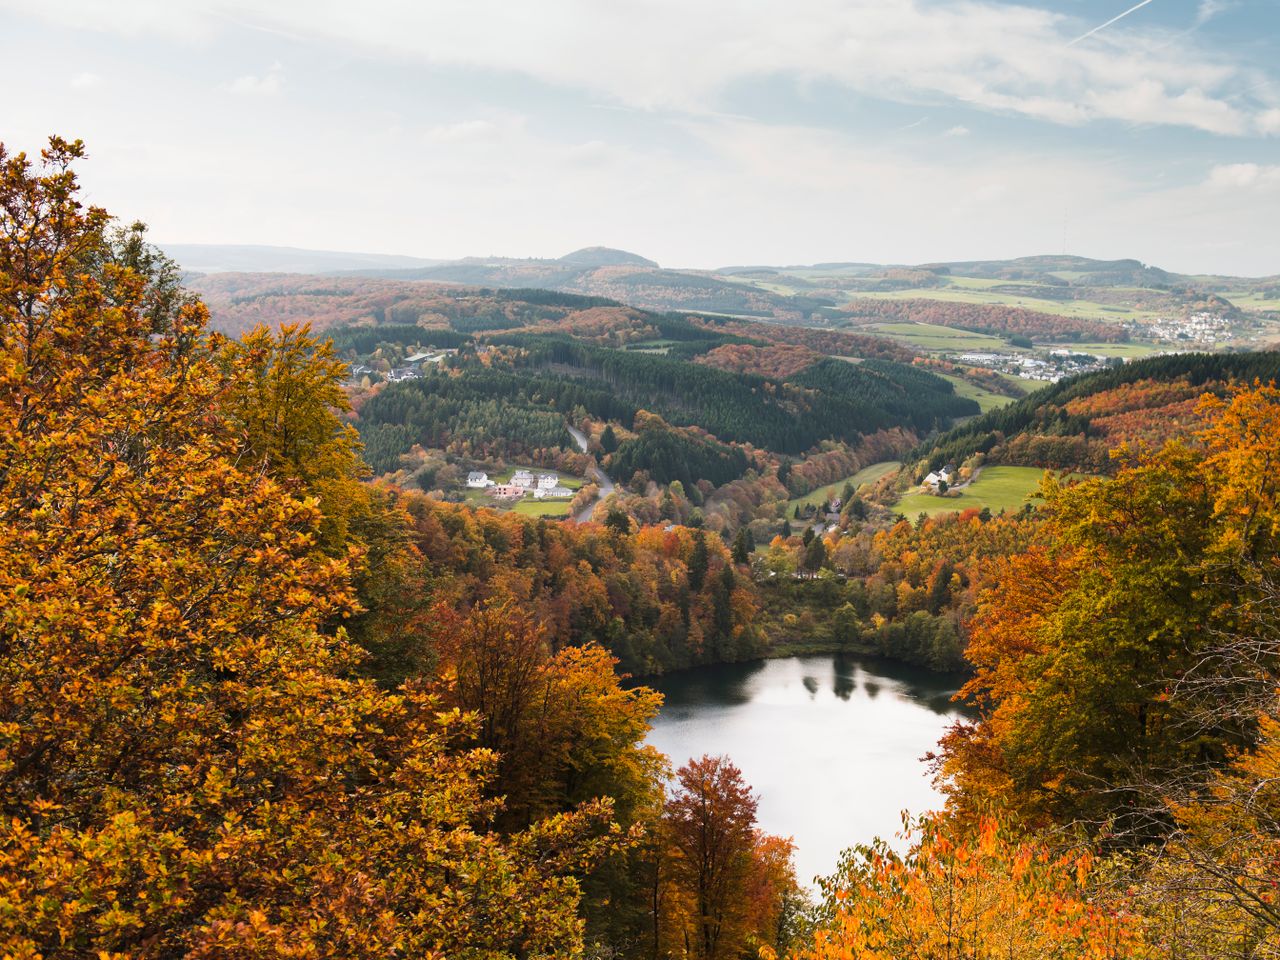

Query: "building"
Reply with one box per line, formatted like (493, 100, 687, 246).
(536, 473, 559, 490)
(533, 486, 573, 499)
(466, 471, 490, 488)
(491, 484, 524, 499)
(511, 470, 535, 488)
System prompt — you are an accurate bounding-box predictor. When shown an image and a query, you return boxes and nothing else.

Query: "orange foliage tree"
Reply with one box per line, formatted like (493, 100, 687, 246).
(0, 137, 618, 959)
(658, 755, 802, 959)
(800, 815, 1140, 960)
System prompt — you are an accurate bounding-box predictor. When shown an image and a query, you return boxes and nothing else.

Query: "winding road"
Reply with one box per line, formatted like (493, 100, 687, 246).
(566, 424, 615, 523)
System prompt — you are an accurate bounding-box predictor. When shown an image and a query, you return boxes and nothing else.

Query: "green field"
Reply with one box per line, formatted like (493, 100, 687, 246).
(940, 374, 1017, 413)
(862, 321, 1012, 352)
(511, 499, 572, 518)
(1060, 341, 1162, 359)
(852, 286, 1158, 321)
(893, 465, 1047, 518)
(787, 460, 902, 513)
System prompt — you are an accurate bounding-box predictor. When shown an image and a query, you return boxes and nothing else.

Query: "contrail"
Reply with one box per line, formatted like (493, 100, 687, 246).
(1067, 0, 1158, 46)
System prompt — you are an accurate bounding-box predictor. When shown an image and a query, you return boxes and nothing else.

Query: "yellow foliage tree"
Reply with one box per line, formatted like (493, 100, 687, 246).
(799, 815, 1140, 960)
(0, 137, 614, 959)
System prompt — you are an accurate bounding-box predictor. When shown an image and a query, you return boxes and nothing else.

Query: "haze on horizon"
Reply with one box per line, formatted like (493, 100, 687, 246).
(4, 0, 1278, 276)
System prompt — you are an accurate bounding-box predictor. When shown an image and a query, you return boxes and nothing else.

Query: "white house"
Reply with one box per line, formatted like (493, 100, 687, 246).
(511, 470, 535, 488)
(536, 473, 558, 490)
(534, 486, 573, 499)
(466, 471, 490, 488)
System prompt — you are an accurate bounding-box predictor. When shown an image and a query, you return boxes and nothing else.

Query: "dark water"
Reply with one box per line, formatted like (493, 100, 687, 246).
(643, 654, 966, 887)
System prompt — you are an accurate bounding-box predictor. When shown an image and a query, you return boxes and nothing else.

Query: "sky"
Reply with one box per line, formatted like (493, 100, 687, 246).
(3, 0, 1278, 275)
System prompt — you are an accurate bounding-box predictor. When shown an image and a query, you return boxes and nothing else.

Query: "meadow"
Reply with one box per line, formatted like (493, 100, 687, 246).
(938, 374, 1017, 413)
(893, 465, 1047, 518)
(786, 460, 902, 513)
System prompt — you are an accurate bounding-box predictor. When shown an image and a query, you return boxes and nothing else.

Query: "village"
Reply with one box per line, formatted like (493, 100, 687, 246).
(952, 349, 1113, 382)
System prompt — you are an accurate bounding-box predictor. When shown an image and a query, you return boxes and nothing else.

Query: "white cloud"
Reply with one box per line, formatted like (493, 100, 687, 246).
(225, 61, 283, 96)
(426, 119, 499, 143)
(1257, 108, 1280, 136)
(9, 0, 1273, 135)
(69, 71, 101, 89)
(1196, 0, 1234, 27)
(1206, 163, 1280, 189)
(943, 125, 971, 137)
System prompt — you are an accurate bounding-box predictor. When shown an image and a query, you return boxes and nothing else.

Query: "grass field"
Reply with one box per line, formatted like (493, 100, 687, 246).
(862, 321, 1012, 352)
(1058, 341, 1162, 359)
(852, 286, 1159, 321)
(893, 465, 1047, 518)
(786, 460, 902, 513)
(511, 499, 572, 518)
(940, 374, 1017, 413)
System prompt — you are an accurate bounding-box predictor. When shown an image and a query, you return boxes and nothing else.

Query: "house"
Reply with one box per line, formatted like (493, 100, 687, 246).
(466, 471, 490, 488)
(536, 473, 558, 490)
(511, 470, 535, 488)
(491, 484, 524, 499)
(534, 486, 573, 499)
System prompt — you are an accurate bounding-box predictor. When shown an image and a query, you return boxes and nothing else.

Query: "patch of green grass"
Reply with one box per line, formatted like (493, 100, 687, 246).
(510, 499, 572, 518)
(892, 466, 1048, 518)
(786, 460, 902, 513)
(863, 322, 1011, 352)
(939, 374, 1017, 413)
(1056, 341, 1162, 359)
(851, 288, 1158, 321)
(1222, 291, 1280, 311)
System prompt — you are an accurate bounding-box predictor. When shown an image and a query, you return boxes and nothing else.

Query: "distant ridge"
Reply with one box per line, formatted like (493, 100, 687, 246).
(164, 243, 444, 275)
(557, 246, 658, 268)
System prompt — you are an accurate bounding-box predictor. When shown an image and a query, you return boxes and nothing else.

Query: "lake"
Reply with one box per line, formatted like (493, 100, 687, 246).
(643, 654, 966, 887)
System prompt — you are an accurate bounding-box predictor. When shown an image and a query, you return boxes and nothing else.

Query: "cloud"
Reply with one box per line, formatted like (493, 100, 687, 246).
(69, 71, 101, 89)
(1257, 108, 1280, 136)
(225, 61, 283, 96)
(426, 119, 499, 143)
(1195, 0, 1234, 26)
(943, 125, 971, 137)
(10, 0, 1274, 136)
(1206, 163, 1280, 189)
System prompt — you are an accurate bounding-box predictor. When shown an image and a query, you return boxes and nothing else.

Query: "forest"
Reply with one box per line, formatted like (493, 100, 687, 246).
(354, 332, 976, 475)
(5, 138, 1280, 960)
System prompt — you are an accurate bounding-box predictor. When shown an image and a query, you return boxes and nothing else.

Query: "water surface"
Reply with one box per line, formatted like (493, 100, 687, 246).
(643, 654, 965, 886)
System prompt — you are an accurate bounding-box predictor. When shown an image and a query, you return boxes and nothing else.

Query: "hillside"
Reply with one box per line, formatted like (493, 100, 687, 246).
(910, 351, 1280, 476)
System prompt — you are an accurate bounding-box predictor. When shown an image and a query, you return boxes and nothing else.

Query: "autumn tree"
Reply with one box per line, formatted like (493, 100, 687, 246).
(658, 755, 802, 959)
(0, 137, 614, 959)
(942, 384, 1280, 832)
(800, 815, 1139, 960)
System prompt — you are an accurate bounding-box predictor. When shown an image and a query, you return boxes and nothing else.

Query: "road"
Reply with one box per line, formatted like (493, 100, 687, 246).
(566, 424, 615, 523)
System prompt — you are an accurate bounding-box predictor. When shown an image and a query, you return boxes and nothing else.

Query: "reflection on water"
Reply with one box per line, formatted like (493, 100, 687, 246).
(642, 654, 966, 887)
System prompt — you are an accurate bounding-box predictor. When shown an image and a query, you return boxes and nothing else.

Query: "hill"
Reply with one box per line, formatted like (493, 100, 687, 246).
(910, 351, 1280, 476)
(558, 246, 658, 268)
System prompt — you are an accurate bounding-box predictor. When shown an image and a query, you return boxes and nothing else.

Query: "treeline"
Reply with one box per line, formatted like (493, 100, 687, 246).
(355, 364, 631, 471)
(607, 417, 752, 489)
(842, 296, 1129, 342)
(327, 322, 471, 354)
(914, 351, 1280, 473)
